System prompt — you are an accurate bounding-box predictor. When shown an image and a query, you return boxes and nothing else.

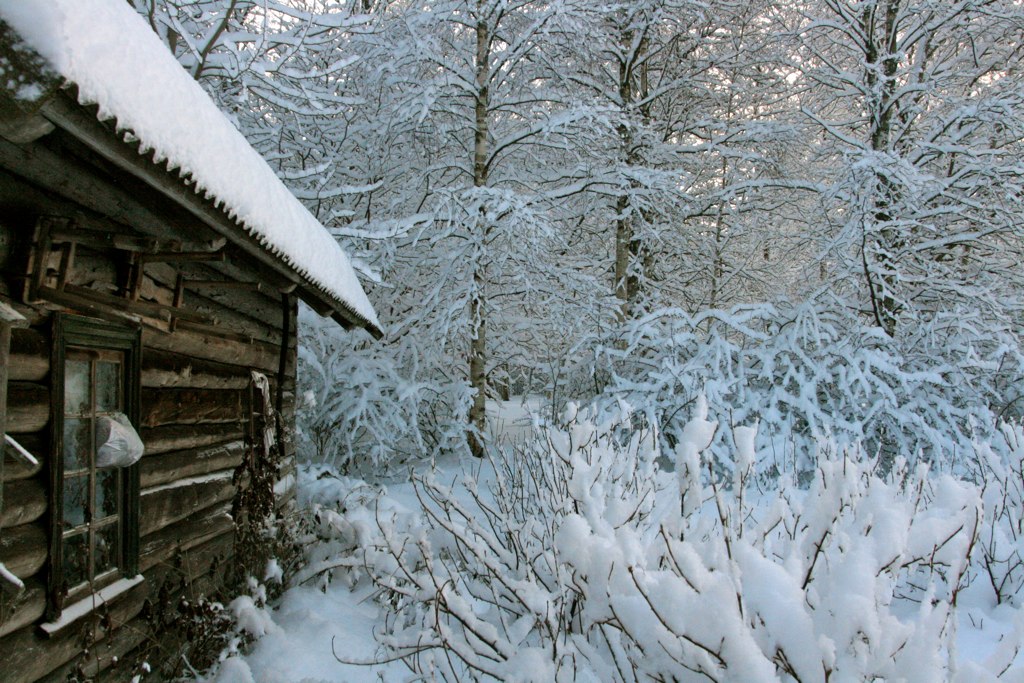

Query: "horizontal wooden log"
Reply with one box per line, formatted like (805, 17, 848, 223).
(148, 528, 234, 590)
(0, 523, 46, 579)
(140, 439, 245, 490)
(274, 455, 297, 505)
(139, 503, 233, 574)
(6, 382, 48, 434)
(142, 326, 282, 374)
(0, 575, 149, 683)
(143, 261, 283, 345)
(48, 531, 235, 683)
(140, 387, 245, 428)
(38, 610, 148, 683)
(1, 478, 46, 529)
(8, 328, 48, 382)
(3, 434, 44, 482)
(281, 437, 297, 462)
(141, 422, 245, 455)
(277, 482, 297, 511)
(24, 527, 234, 683)
(0, 578, 45, 639)
(147, 258, 284, 331)
(277, 455, 297, 481)
(140, 471, 236, 537)
(141, 348, 251, 390)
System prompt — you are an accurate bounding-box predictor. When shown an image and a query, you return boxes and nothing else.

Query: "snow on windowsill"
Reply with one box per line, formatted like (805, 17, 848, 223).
(39, 574, 144, 637)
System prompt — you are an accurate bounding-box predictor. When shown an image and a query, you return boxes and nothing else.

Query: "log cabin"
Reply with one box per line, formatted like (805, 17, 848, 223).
(0, 2, 382, 680)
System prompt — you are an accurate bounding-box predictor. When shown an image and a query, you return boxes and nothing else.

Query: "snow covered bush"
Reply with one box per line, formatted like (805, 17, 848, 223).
(593, 297, 1023, 476)
(974, 423, 1024, 606)
(310, 400, 1019, 681)
(296, 303, 467, 473)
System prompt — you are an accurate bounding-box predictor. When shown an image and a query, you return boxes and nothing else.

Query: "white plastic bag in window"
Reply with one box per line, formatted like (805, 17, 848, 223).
(95, 413, 144, 468)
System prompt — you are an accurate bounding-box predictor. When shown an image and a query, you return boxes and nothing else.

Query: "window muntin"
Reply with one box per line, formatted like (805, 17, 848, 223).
(60, 348, 124, 601)
(49, 314, 141, 618)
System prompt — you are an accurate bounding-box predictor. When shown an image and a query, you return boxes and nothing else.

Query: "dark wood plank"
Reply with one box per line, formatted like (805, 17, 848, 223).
(140, 439, 245, 489)
(141, 348, 251, 390)
(141, 422, 245, 456)
(142, 326, 283, 374)
(0, 478, 45, 529)
(5, 382, 48, 434)
(0, 523, 46, 579)
(140, 387, 245, 428)
(139, 503, 233, 573)
(8, 327, 47, 382)
(140, 473, 236, 537)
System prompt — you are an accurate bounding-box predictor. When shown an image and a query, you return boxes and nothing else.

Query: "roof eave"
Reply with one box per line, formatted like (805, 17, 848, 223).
(39, 88, 383, 338)
(0, 20, 382, 339)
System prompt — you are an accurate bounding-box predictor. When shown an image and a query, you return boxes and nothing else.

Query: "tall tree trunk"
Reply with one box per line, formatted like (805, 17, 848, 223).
(468, 5, 490, 457)
(614, 25, 647, 321)
(610, 20, 651, 321)
(862, 0, 902, 337)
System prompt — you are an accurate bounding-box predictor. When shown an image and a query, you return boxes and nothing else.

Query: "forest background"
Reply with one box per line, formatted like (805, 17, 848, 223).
(127, 1, 1024, 680)
(130, 0, 1023, 471)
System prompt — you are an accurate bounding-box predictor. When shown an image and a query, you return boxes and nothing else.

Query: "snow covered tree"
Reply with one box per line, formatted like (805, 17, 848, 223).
(793, 0, 1024, 339)
(552, 0, 808, 320)
(350, 0, 613, 456)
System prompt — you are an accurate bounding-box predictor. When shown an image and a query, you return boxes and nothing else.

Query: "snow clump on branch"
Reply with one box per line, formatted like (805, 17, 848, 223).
(300, 399, 1023, 682)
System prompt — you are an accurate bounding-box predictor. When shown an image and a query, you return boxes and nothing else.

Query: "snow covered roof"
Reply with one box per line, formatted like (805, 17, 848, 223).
(0, 0, 381, 336)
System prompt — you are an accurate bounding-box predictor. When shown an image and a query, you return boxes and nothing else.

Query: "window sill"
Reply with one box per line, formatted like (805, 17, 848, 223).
(39, 574, 144, 637)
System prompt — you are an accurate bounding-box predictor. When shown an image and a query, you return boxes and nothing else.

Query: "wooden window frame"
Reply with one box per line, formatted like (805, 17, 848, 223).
(47, 313, 141, 619)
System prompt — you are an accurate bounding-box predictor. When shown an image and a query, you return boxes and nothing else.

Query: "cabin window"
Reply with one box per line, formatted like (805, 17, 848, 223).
(50, 315, 141, 615)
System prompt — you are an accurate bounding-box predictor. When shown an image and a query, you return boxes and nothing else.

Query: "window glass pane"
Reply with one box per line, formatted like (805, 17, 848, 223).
(62, 418, 91, 472)
(94, 523, 119, 576)
(95, 469, 119, 521)
(64, 359, 91, 414)
(57, 325, 138, 604)
(95, 361, 121, 412)
(62, 475, 88, 529)
(62, 533, 88, 589)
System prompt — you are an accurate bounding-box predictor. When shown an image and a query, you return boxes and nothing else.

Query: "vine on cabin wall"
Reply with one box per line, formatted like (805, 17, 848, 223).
(229, 371, 298, 600)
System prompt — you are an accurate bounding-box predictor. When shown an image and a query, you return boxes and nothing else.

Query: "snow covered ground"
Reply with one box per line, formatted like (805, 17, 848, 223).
(216, 577, 398, 682)
(211, 400, 1024, 683)
(210, 461, 459, 683)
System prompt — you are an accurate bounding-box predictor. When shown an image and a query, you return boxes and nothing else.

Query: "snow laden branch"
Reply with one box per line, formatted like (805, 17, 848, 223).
(297, 400, 1024, 681)
(591, 298, 1023, 477)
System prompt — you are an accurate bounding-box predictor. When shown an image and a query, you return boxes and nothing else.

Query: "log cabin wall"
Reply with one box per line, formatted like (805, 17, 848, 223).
(0, 115, 298, 681)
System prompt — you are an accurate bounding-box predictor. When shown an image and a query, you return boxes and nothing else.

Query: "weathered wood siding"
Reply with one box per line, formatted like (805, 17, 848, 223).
(0, 120, 299, 681)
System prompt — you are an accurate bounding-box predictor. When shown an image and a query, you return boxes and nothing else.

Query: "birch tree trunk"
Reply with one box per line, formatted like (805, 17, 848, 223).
(613, 25, 649, 321)
(468, 3, 490, 458)
(862, 0, 901, 337)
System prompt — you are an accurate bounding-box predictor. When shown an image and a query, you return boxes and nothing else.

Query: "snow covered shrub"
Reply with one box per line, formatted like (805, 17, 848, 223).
(327, 400, 1009, 681)
(975, 423, 1024, 606)
(310, 405, 659, 680)
(297, 303, 458, 473)
(593, 297, 1023, 475)
(289, 468, 427, 596)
